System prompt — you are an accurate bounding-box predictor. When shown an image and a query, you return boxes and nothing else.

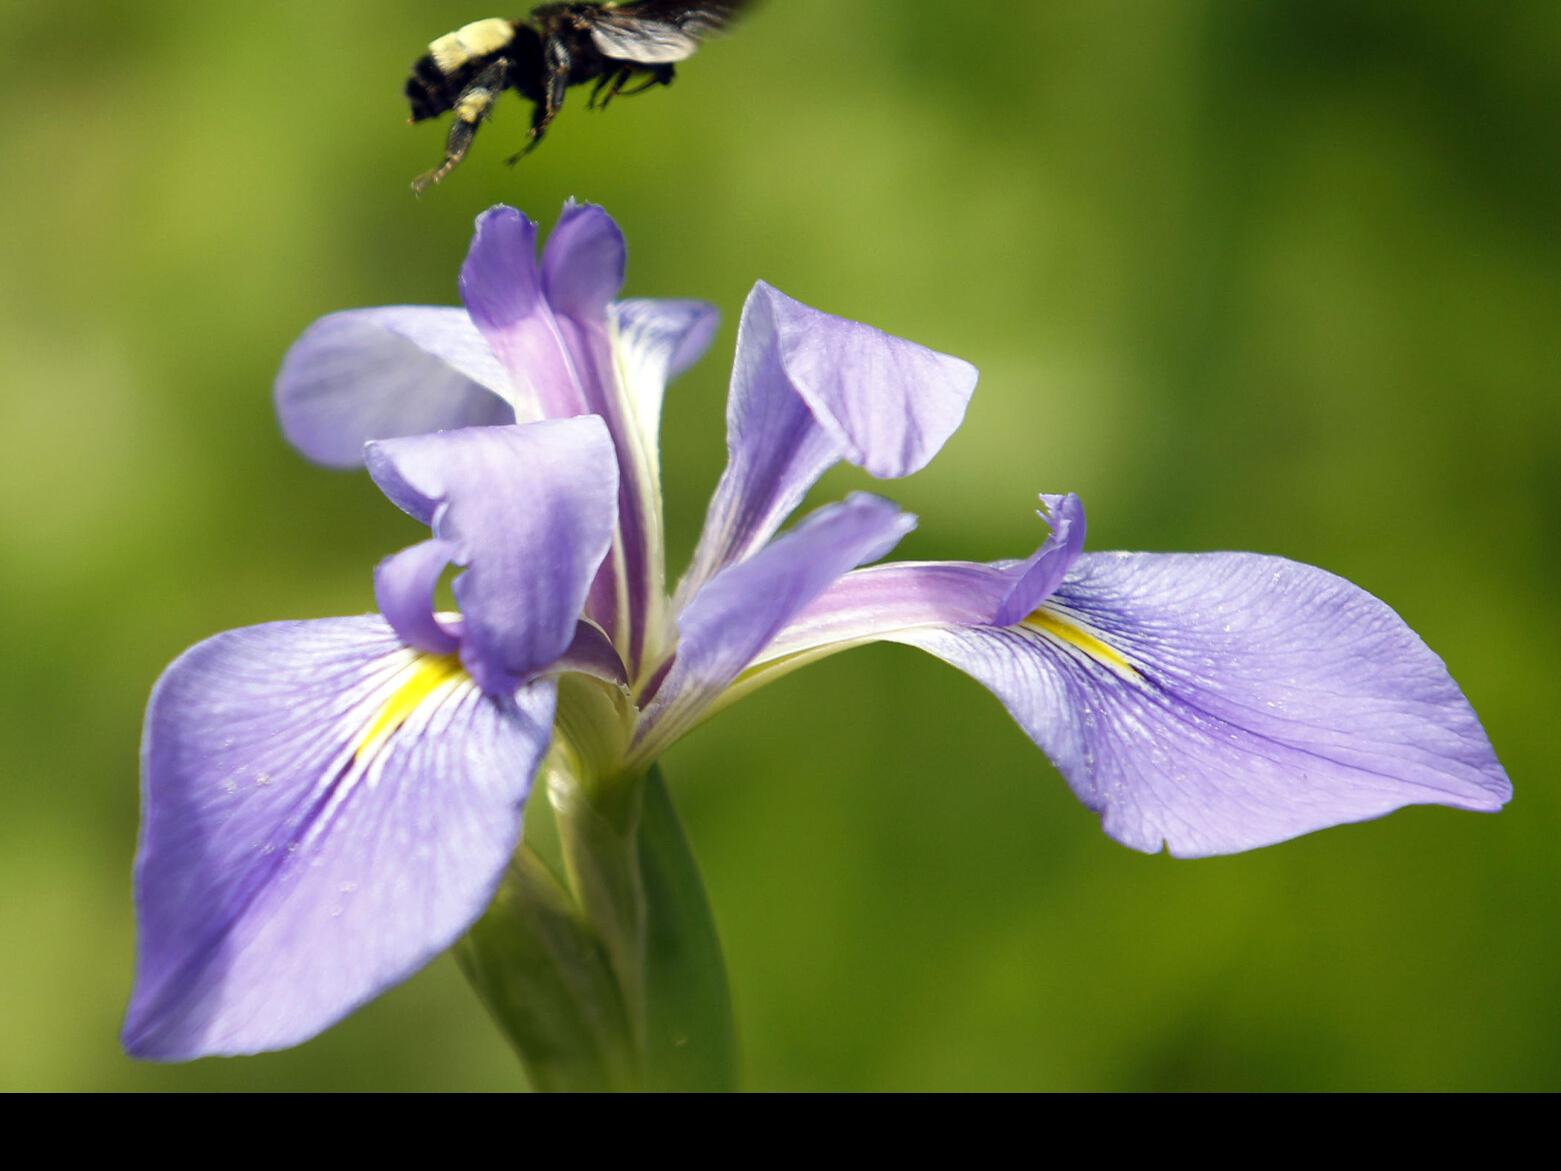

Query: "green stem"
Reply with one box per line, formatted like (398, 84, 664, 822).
(459, 763, 737, 1092)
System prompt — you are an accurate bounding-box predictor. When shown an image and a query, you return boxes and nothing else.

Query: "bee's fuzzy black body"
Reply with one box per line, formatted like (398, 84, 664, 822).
(406, 2, 745, 193)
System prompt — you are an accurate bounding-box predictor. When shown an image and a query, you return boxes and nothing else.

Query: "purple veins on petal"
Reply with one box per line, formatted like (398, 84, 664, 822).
(613, 299, 721, 400)
(896, 552, 1511, 856)
(124, 617, 556, 1060)
(755, 282, 977, 480)
(747, 489, 1509, 856)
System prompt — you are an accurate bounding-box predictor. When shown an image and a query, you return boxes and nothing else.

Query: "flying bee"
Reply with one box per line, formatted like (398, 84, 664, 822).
(405, 2, 748, 193)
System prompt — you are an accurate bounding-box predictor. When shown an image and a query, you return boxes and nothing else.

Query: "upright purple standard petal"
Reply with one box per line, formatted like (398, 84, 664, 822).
(898, 553, 1511, 856)
(458, 203, 714, 670)
(541, 200, 628, 319)
(607, 297, 720, 666)
(366, 419, 619, 694)
(275, 307, 516, 468)
(125, 617, 557, 1059)
(680, 283, 977, 596)
(635, 493, 915, 760)
(459, 206, 597, 421)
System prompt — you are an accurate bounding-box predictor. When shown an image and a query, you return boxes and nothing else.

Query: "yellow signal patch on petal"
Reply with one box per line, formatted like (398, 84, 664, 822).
(1024, 607, 1140, 681)
(356, 653, 466, 761)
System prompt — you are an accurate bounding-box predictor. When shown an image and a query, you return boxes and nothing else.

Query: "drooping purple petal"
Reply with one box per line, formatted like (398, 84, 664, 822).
(124, 616, 556, 1060)
(895, 553, 1511, 856)
(365, 420, 618, 694)
(275, 307, 516, 468)
(635, 493, 915, 759)
(680, 282, 977, 597)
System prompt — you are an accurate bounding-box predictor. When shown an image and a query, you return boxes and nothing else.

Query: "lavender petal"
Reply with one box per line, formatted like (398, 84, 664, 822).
(681, 282, 976, 596)
(275, 307, 515, 468)
(373, 538, 462, 655)
(459, 206, 591, 420)
(898, 552, 1512, 856)
(636, 493, 915, 758)
(541, 199, 627, 319)
(365, 420, 618, 694)
(124, 616, 555, 1059)
(993, 492, 1087, 627)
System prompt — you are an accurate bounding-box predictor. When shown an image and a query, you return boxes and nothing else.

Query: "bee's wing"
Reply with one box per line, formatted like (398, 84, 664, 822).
(587, 2, 746, 65)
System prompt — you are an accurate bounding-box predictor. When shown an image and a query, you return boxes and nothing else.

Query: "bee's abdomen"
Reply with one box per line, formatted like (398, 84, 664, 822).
(406, 19, 521, 122)
(405, 55, 457, 122)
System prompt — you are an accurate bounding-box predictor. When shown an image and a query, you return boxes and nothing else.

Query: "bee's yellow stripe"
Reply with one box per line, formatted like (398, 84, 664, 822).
(1024, 608, 1139, 679)
(429, 18, 515, 72)
(356, 654, 466, 760)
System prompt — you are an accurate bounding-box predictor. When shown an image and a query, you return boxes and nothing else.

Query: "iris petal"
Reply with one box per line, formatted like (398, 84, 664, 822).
(993, 492, 1087, 626)
(457, 204, 714, 667)
(373, 538, 462, 655)
(366, 420, 619, 694)
(541, 200, 627, 319)
(636, 493, 915, 761)
(680, 283, 976, 597)
(607, 297, 720, 665)
(746, 496, 1087, 674)
(747, 510, 1509, 855)
(459, 206, 591, 420)
(892, 560, 1513, 855)
(124, 616, 556, 1059)
(274, 307, 515, 468)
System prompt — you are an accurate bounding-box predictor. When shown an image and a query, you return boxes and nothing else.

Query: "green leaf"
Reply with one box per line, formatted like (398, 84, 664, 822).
(456, 847, 638, 1092)
(638, 766, 739, 1092)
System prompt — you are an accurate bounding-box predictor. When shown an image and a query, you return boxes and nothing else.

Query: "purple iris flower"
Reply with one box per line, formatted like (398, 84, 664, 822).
(126, 202, 1509, 1061)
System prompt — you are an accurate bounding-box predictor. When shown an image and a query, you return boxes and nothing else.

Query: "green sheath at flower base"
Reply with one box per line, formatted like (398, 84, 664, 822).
(456, 848, 637, 1092)
(459, 765, 737, 1092)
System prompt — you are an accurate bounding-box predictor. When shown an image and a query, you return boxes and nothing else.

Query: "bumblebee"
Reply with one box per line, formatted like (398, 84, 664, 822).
(406, 2, 747, 193)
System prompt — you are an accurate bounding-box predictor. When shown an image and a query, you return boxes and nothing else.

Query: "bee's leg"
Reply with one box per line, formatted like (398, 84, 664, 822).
(595, 65, 675, 112)
(586, 67, 627, 111)
(411, 59, 508, 194)
(507, 37, 570, 164)
(615, 65, 676, 101)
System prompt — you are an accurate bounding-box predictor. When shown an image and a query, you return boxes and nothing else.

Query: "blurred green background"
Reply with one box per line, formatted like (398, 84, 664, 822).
(2, 0, 1557, 1091)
